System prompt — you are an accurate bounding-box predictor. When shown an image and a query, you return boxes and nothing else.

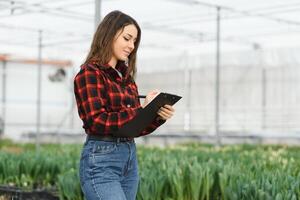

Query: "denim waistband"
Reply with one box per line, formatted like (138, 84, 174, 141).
(86, 134, 134, 143)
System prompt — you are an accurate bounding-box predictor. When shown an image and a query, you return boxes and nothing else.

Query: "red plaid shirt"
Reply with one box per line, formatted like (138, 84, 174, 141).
(74, 61, 165, 137)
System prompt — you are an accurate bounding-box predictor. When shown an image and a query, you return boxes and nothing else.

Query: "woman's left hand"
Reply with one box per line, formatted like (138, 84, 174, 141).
(157, 105, 175, 120)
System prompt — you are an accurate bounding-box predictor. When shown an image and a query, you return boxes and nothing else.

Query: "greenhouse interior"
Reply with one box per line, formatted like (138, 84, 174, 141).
(1, 0, 300, 199)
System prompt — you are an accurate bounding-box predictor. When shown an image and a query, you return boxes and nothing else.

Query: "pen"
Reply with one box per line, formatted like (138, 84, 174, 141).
(138, 95, 146, 98)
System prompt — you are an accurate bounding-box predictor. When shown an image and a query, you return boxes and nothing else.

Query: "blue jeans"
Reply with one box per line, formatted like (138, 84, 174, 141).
(79, 139, 139, 200)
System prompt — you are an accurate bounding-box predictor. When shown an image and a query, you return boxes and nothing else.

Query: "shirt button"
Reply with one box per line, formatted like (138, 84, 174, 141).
(127, 104, 131, 108)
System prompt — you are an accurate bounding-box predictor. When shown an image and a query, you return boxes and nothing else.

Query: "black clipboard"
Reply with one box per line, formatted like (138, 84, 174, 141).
(113, 92, 182, 137)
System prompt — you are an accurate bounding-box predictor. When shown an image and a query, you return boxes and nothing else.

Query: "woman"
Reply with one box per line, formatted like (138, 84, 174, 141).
(74, 10, 175, 200)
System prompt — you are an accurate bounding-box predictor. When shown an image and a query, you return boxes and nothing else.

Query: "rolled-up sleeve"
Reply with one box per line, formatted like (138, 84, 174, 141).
(138, 117, 166, 137)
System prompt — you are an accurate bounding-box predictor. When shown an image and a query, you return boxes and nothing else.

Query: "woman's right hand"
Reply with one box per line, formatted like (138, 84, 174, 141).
(141, 89, 160, 108)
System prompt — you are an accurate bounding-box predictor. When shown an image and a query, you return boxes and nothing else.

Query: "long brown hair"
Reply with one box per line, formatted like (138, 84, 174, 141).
(84, 10, 141, 79)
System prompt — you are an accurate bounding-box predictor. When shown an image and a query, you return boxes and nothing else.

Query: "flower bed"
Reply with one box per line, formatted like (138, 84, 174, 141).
(1, 139, 300, 199)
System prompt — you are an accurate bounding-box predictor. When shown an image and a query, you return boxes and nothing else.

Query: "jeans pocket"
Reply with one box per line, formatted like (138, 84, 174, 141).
(92, 141, 117, 155)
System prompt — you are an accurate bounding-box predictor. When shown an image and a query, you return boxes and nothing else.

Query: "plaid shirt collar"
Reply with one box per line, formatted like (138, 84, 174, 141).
(88, 60, 129, 80)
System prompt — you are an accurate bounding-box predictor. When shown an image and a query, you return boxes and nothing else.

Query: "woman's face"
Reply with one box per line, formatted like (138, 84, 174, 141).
(111, 24, 138, 62)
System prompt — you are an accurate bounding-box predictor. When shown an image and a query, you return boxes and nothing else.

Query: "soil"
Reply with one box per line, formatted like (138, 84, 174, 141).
(0, 185, 59, 200)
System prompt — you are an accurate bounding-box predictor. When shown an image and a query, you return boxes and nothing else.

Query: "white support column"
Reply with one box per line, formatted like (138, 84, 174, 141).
(95, 0, 101, 30)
